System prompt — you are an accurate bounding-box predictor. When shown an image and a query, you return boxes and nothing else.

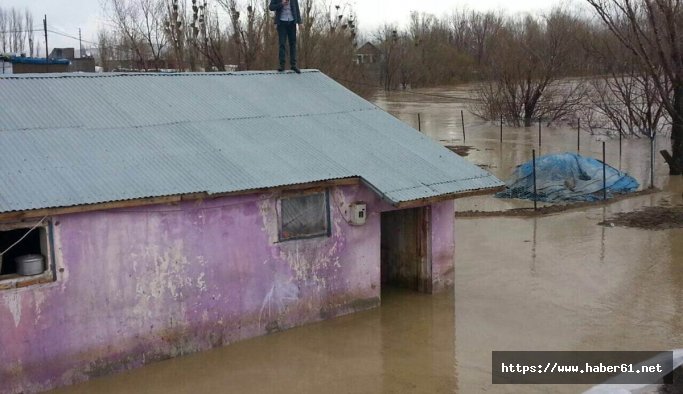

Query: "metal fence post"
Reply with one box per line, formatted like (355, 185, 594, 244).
(418, 113, 421, 132)
(577, 118, 581, 152)
(532, 149, 538, 211)
(461, 110, 466, 143)
(602, 141, 607, 201)
(650, 131, 655, 189)
(538, 118, 542, 148)
(619, 129, 623, 166)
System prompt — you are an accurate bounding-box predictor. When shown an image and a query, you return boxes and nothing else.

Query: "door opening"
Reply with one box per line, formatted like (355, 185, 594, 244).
(380, 206, 432, 293)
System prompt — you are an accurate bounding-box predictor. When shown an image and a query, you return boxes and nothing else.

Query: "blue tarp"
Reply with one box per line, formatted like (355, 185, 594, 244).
(8, 56, 69, 65)
(496, 153, 639, 202)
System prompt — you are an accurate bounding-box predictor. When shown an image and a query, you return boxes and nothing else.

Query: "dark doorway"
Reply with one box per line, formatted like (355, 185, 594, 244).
(380, 207, 432, 293)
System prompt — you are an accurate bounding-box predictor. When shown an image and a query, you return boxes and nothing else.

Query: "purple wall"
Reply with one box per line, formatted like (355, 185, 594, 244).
(431, 201, 456, 292)
(0, 184, 454, 393)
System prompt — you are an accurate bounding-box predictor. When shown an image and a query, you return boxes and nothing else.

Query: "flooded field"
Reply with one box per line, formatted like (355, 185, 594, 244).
(374, 86, 680, 213)
(53, 86, 683, 394)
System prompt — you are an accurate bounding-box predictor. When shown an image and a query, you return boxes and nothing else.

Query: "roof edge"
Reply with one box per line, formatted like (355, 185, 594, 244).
(0, 175, 505, 221)
(0, 177, 360, 221)
(392, 186, 507, 209)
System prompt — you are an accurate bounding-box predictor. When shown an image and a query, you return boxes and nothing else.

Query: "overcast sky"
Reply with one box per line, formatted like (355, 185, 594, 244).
(4, 0, 565, 55)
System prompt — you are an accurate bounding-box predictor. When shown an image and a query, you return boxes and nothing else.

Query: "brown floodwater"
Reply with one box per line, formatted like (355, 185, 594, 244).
(53, 86, 683, 394)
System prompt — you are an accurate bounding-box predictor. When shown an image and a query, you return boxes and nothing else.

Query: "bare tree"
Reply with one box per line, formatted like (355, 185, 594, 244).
(139, 0, 168, 68)
(97, 29, 116, 71)
(25, 10, 34, 57)
(193, 1, 229, 71)
(0, 8, 7, 54)
(220, 0, 265, 70)
(90, 0, 372, 94)
(376, 25, 404, 90)
(107, 0, 168, 70)
(586, 0, 683, 174)
(473, 11, 585, 127)
(469, 10, 504, 66)
(9, 8, 24, 54)
(588, 73, 669, 136)
(108, 0, 147, 68)
(582, 26, 669, 137)
(164, 0, 186, 70)
(0, 7, 36, 57)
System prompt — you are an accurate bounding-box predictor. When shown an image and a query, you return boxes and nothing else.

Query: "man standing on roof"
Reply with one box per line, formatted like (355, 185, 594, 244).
(269, 0, 302, 74)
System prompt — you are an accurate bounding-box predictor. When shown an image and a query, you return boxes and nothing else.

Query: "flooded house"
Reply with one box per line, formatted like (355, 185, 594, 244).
(0, 71, 502, 393)
(355, 42, 381, 65)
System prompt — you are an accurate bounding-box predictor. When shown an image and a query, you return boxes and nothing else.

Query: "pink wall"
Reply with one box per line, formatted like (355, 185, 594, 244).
(431, 201, 456, 292)
(0, 184, 454, 393)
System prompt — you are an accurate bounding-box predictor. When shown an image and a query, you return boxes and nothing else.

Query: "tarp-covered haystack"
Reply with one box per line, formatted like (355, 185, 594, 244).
(497, 153, 639, 203)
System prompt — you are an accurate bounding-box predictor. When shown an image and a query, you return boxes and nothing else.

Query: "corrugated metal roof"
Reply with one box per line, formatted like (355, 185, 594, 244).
(0, 70, 502, 213)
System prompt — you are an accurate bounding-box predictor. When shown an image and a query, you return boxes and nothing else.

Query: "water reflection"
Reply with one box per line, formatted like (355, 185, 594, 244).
(53, 290, 457, 394)
(455, 199, 683, 393)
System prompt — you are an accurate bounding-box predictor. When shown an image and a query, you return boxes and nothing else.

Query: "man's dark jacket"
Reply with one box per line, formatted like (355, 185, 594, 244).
(269, 0, 302, 25)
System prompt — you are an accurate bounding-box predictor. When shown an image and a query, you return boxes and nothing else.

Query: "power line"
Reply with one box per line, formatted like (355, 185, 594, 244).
(0, 26, 99, 47)
(47, 29, 97, 46)
(0, 27, 43, 34)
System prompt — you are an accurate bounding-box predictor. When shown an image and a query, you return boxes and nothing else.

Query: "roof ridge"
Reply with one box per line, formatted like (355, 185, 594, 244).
(0, 69, 321, 80)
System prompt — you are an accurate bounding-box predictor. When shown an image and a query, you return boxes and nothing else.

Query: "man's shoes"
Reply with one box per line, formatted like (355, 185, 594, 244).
(278, 66, 285, 72)
(291, 67, 301, 74)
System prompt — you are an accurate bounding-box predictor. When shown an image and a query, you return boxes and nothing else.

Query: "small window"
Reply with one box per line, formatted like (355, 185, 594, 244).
(0, 221, 54, 289)
(279, 192, 330, 241)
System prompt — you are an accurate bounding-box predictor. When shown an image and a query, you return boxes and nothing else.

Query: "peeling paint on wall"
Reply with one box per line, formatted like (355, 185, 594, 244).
(259, 272, 300, 329)
(133, 242, 205, 301)
(4, 291, 22, 327)
(32, 290, 46, 325)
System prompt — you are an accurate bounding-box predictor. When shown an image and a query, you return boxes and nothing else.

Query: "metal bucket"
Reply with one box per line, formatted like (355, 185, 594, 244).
(15, 254, 45, 276)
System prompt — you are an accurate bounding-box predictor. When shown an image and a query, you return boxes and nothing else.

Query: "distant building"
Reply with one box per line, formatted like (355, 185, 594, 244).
(49, 47, 76, 60)
(355, 42, 381, 65)
(50, 47, 96, 73)
(354, 42, 382, 86)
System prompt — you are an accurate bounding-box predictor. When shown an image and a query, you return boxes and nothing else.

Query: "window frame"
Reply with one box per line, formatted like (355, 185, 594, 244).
(277, 190, 332, 242)
(0, 219, 56, 290)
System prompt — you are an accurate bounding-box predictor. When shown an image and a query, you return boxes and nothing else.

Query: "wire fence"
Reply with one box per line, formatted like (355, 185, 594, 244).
(407, 109, 660, 210)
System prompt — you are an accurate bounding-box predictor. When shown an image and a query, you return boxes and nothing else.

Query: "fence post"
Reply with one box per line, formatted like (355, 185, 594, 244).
(500, 115, 503, 143)
(418, 113, 421, 132)
(650, 131, 655, 189)
(538, 118, 542, 148)
(619, 129, 623, 166)
(618, 119, 622, 135)
(577, 118, 581, 152)
(602, 141, 607, 201)
(532, 149, 538, 211)
(461, 110, 466, 143)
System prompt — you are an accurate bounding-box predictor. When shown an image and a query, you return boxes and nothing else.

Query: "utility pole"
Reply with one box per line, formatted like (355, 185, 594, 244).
(79, 28, 82, 58)
(43, 15, 48, 73)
